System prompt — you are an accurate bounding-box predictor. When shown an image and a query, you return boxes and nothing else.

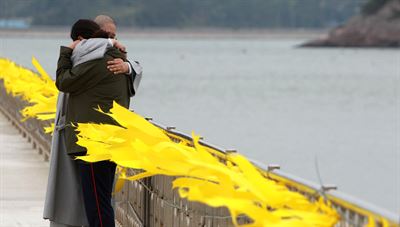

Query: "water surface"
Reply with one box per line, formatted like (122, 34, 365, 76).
(1, 35, 399, 213)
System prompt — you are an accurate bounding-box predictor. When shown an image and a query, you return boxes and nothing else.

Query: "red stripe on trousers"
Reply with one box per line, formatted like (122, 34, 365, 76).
(90, 163, 104, 227)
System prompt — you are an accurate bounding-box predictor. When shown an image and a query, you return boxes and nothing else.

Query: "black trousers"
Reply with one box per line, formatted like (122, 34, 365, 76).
(77, 160, 116, 227)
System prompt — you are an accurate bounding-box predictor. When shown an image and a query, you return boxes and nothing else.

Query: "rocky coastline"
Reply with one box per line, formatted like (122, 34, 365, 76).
(302, 0, 400, 47)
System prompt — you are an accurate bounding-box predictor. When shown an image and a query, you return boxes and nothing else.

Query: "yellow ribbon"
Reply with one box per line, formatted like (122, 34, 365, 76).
(0, 57, 351, 227)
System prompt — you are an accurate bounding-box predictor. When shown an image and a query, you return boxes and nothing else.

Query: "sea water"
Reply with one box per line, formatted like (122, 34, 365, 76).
(1, 35, 398, 213)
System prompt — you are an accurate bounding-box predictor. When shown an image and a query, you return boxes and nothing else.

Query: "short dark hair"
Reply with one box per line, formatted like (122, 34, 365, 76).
(70, 19, 101, 41)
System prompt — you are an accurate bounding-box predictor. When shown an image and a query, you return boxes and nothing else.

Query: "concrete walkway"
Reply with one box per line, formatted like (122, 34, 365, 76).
(0, 112, 50, 227)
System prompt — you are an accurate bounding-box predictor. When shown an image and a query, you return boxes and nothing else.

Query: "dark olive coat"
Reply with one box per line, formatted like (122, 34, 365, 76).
(56, 46, 130, 156)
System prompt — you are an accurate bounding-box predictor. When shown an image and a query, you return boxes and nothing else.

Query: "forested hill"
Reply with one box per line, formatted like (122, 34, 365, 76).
(303, 0, 400, 47)
(0, 0, 364, 28)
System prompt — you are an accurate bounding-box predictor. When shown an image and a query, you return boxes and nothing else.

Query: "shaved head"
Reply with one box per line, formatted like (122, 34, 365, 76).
(94, 15, 115, 27)
(94, 15, 116, 38)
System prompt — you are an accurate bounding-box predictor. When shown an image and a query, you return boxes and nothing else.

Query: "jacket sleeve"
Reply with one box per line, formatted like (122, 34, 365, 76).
(56, 46, 100, 94)
(127, 60, 143, 96)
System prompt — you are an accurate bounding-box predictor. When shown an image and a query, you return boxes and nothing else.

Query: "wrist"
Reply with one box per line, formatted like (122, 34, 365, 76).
(126, 62, 132, 75)
(60, 46, 73, 55)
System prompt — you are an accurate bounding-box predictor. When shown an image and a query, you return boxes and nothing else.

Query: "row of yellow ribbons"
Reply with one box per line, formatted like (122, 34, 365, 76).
(0, 57, 346, 226)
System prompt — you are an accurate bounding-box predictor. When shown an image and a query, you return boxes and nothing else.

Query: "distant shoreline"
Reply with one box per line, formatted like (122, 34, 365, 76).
(0, 27, 327, 39)
(302, 0, 400, 47)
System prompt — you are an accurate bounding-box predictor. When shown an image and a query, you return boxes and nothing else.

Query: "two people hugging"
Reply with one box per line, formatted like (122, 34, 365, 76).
(43, 15, 142, 227)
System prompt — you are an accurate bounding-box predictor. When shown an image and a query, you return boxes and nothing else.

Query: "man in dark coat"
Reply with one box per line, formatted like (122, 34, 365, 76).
(56, 19, 129, 227)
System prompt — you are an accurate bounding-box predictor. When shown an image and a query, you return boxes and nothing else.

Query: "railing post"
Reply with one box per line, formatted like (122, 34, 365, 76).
(143, 177, 152, 227)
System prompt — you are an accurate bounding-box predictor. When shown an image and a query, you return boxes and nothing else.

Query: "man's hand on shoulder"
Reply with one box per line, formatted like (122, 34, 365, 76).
(111, 40, 126, 53)
(107, 58, 130, 75)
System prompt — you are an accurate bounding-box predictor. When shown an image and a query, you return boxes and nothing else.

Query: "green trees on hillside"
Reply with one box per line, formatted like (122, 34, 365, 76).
(132, 0, 363, 28)
(0, 0, 373, 28)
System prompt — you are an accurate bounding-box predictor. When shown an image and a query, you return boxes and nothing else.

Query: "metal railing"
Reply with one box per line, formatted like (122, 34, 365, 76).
(0, 81, 52, 161)
(0, 79, 398, 227)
